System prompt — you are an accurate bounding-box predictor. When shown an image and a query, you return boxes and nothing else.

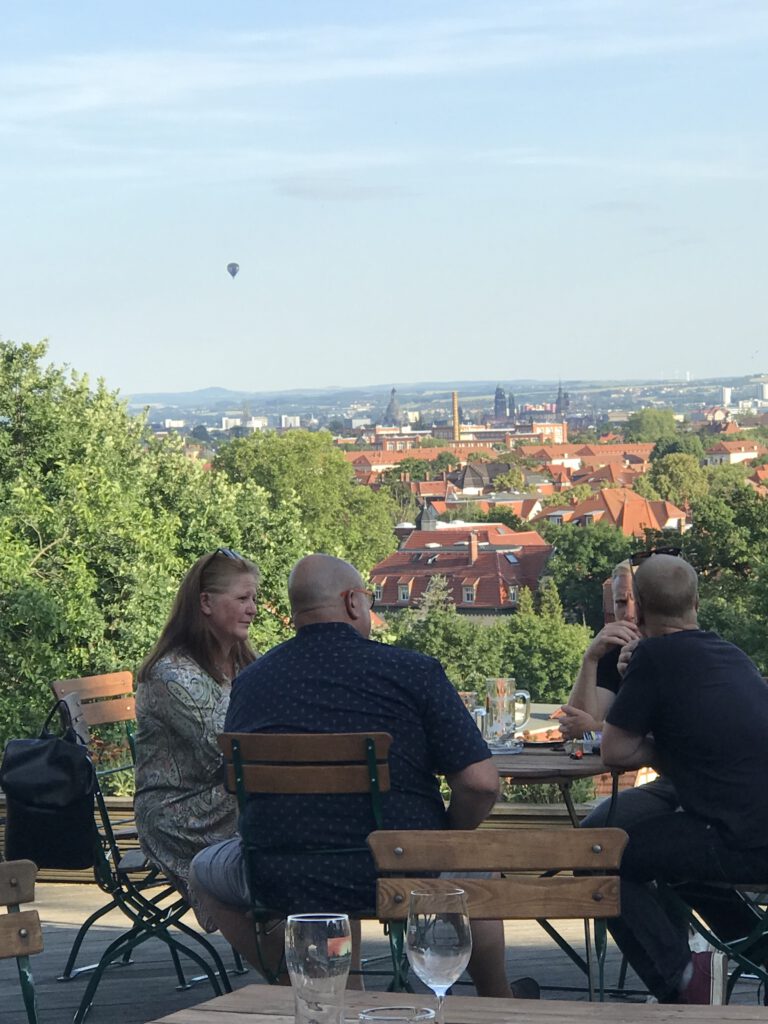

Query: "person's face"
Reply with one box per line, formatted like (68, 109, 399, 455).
(200, 573, 258, 648)
(612, 575, 636, 624)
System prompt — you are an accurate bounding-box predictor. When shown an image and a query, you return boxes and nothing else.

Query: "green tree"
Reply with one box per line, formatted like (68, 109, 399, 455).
(538, 521, 634, 630)
(650, 434, 705, 462)
(646, 453, 708, 508)
(0, 341, 305, 744)
(390, 585, 505, 695)
(215, 429, 397, 571)
(624, 408, 677, 443)
(499, 585, 592, 703)
(494, 466, 524, 492)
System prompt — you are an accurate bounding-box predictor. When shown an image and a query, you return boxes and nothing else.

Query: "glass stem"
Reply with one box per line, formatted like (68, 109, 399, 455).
(435, 994, 445, 1024)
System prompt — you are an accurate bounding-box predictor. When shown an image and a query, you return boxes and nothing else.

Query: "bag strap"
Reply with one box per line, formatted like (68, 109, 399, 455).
(40, 697, 86, 746)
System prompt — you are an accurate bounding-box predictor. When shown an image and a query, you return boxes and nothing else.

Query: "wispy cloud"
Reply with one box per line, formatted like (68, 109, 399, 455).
(3, 2, 768, 125)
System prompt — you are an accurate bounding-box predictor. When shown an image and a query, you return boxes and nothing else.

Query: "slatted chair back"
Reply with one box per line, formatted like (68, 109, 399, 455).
(368, 827, 627, 922)
(218, 732, 392, 808)
(0, 859, 44, 1024)
(217, 732, 393, 985)
(369, 826, 628, 996)
(51, 671, 135, 728)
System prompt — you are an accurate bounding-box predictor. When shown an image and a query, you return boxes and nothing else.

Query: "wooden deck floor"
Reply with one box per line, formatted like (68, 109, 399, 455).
(0, 883, 763, 1023)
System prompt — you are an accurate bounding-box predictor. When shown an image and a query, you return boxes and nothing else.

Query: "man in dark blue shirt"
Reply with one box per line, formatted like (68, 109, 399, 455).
(191, 554, 515, 996)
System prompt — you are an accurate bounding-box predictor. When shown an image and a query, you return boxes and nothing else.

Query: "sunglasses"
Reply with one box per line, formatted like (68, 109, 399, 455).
(216, 547, 244, 561)
(340, 587, 376, 610)
(629, 547, 682, 573)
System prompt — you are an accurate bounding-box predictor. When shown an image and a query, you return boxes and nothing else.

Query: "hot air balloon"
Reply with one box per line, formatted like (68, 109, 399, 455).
(227, 262, 239, 279)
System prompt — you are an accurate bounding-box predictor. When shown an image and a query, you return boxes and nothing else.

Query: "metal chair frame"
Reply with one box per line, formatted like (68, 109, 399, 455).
(50, 677, 239, 1023)
(0, 859, 44, 1024)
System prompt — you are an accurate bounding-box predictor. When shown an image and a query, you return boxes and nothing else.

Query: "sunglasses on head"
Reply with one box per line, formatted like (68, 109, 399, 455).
(629, 547, 682, 572)
(215, 547, 244, 561)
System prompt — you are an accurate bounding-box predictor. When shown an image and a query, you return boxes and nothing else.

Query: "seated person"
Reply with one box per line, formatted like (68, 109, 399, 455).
(191, 554, 533, 998)
(559, 559, 678, 829)
(601, 553, 768, 1004)
(134, 548, 259, 928)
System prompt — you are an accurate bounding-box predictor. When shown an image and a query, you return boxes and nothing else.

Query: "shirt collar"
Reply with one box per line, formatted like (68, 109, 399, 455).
(296, 621, 364, 641)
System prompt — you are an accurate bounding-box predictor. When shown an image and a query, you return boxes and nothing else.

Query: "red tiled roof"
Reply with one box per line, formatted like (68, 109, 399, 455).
(401, 525, 550, 550)
(532, 488, 686, 538)
(371, 541, 553, 610)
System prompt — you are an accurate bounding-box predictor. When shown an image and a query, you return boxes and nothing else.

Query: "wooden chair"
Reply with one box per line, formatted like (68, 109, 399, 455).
(218, 731, 392, 982)
(368, 826, 628, 999)
(0, 859, 44, 1024)
(49, 677, 236, 1024)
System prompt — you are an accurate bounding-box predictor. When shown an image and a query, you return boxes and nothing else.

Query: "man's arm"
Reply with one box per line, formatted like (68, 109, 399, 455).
(601, 723, 658, 770)
(444, 759, 500, 829)
(568, 622, 641, 717)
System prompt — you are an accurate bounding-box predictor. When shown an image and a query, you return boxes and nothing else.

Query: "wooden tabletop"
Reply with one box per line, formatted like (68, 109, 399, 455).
(148, 983, 768, 1023)
(492, 745, 610, 782)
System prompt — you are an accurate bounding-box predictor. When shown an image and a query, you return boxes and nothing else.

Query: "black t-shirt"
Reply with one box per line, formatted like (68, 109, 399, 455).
(606, 629, 768, 849)
(225, 622, 491, 912)
(596, 646, 622, 695)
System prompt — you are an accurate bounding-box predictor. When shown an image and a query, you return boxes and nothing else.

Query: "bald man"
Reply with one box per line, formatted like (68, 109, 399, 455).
(191, 555, 527, 997)
(600, 554, 768, 1005)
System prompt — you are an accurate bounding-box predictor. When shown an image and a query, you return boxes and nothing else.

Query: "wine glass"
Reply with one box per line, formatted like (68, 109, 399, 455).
(406, 889, 472, 1024)
(285, 913, 352, 1024)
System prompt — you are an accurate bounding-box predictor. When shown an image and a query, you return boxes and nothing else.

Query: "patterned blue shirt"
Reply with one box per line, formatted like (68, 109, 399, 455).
(225, 621, 491, 913)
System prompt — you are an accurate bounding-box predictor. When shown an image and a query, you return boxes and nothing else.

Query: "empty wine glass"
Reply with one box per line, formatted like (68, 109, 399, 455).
(285, 913, 352, 1024)
(406, 889, 472, 1024)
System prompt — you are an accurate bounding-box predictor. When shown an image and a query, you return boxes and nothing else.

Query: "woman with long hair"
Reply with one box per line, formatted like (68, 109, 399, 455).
(134, 549, 259, 925)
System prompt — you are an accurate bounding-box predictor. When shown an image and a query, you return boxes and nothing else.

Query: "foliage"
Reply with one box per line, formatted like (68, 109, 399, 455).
(501, 778, 596, 805)
(646, 453, 708, 508)
(498, 584, 592, 703)
(215, 429, 397, 572)
(389, 582, 505, 695)
(537, 521, 635, 630)
(623, 408, 677, 443)
(650, 433, 705, 462)
(0, 340, 303, 745)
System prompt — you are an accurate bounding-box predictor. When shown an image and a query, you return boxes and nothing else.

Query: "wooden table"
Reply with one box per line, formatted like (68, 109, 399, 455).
(148, 982, 768, 1023)
(492, 746, 614, 827)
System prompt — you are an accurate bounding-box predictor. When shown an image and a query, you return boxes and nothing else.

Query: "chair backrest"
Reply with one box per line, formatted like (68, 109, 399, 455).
(0, 860, 43, 961)
(368, 827, 628, 922)
(51, 672, 135, 727)
(218, 732, 392, 796)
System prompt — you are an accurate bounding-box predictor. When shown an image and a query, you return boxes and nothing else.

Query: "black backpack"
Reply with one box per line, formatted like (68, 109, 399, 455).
(1, 700, 97, 869)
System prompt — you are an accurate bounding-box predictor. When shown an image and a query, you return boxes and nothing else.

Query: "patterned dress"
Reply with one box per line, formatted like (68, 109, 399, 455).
(134, 651, 238, 928)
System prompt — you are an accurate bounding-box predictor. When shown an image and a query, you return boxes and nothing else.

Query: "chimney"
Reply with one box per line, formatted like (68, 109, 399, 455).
(469, 530, 478, 565)
(452, 391, 460, 442)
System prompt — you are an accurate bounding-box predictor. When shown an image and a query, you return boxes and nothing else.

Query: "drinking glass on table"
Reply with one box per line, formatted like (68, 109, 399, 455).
(285, 913, 352, 1024)
(406, 890, 472, 1024)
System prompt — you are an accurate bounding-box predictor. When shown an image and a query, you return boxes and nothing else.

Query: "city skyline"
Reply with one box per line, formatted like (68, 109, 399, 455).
(1, 1, 767, 395)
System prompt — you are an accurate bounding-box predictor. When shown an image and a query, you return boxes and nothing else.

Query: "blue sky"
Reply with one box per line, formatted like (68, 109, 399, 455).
(1, 1, 766, 395)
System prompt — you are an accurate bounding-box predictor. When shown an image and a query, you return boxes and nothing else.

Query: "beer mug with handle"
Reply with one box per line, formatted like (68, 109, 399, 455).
(485, 678, 531, 741)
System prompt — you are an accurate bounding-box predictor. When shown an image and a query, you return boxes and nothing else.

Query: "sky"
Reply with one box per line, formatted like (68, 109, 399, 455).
(1, 0, 766, 396)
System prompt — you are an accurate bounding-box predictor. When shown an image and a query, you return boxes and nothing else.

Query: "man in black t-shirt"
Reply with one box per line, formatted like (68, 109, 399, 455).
(602, 554, 768, 1004)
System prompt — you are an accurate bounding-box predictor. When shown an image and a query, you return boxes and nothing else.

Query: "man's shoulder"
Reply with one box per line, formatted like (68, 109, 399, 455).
(360, 638, 444, 672)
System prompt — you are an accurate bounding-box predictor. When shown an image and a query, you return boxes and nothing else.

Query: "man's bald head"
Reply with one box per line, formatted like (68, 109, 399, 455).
(288, 554, 371, 636)
(633, 554, 699, 631)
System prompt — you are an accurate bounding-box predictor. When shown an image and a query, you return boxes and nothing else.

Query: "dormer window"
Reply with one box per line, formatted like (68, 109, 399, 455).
(374, 584, 383, 603)
(462, 586, 476, 604)
(398, 584, 410, 603)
